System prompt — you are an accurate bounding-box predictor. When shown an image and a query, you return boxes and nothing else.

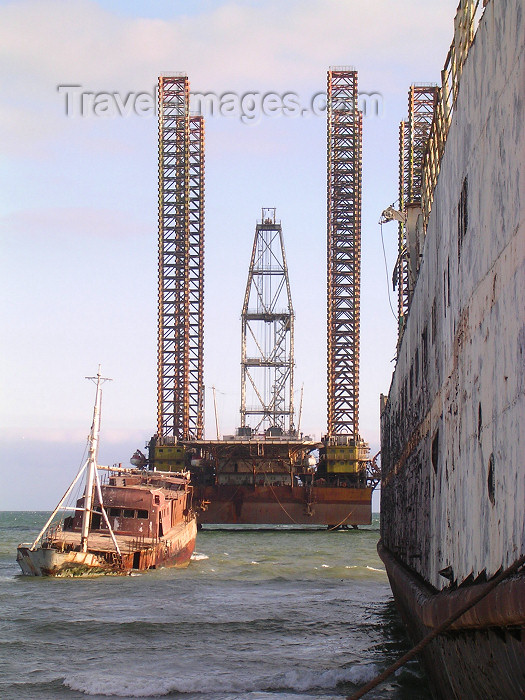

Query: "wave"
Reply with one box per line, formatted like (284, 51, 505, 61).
(64, 672, 261, 697)
(269, 664, 380, 691)
(190, 552, 209, 561)
(344, 564, 385, 573)
(31, 616, 300, 638)
(63, 663, 380, 697)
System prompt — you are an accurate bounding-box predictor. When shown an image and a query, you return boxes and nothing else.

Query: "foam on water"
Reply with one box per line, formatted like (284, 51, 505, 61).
(190, 552, 209, 561)
(270, 664, 380, 692)
(63, 671, 260, 696)
(63, 663, 380, 697)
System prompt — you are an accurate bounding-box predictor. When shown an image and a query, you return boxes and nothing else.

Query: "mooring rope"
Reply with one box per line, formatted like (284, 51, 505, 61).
(327, 510, 356, 531)
(347, 552, 525, 699)
(268, 483, 301, 524)
(268, 484, 356, 531)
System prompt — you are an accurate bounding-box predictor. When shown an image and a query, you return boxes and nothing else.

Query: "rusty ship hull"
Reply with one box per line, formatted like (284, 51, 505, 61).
(379, 544, 525, 698)
(379, 1, 525, 697)
(17, 518, 197, 577)
(17, 372, 198, 577)
(195, 484, 372, 526)
(18, 469, 197, 577)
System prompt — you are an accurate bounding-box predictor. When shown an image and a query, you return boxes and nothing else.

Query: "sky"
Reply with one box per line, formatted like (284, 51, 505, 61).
(0, 0, 460, 510)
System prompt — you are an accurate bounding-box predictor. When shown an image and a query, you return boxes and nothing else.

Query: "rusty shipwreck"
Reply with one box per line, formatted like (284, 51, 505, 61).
(17, 369, 197, 577)
(379, 0, 524, 697)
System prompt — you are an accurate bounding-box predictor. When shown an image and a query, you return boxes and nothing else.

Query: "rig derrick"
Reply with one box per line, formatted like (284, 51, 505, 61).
(240, 208, 295, 437)
(396, 86, 439, 338)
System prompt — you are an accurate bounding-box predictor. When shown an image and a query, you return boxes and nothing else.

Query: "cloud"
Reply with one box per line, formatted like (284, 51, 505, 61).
(0, 0, 460, 166)
(0, 0, 459, 125)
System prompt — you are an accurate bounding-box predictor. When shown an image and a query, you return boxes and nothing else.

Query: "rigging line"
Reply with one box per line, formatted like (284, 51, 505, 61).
(267, 483, 300, 524)
(380, 221, 398, 321)
(347, 550, 525, 700)
(59, 442, 90, 525)
(94, 468, 121, 558)
(58, 431, 93, 519)
(30, 460, 89, 549)
(73, 439, 90, 479)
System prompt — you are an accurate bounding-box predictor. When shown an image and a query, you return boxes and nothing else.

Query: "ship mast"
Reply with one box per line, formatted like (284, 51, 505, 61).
(80, 366, 111, 552)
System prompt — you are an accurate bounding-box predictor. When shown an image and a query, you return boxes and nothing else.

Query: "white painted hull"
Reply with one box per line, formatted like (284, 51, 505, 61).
(380, 0, 524, 590)
(16, 545, 114, 577)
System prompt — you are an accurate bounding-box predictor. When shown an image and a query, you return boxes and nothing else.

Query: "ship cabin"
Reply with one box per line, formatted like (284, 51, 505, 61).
(65, 472, 191, 539)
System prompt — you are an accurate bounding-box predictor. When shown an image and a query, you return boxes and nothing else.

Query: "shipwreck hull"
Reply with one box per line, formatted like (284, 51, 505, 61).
(129, 517, 197, 570)
(16, 546, 118, 577)
(17, 518, 197, 577)
(195, 485, 372, 526)
(379, 542, 525, 699)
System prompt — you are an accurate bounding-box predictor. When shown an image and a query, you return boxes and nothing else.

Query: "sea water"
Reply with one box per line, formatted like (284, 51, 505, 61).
(0, 512, 430, 699)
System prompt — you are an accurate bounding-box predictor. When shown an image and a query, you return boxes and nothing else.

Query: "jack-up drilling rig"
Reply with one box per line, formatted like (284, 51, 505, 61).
(148, 70, 378, 527)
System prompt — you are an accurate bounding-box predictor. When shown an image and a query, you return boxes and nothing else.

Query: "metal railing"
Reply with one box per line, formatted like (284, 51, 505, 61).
(421, 0, 482, 226)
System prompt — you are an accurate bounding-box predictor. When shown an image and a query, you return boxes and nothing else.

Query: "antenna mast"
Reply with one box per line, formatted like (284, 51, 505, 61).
(80, 366, 111, 552)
